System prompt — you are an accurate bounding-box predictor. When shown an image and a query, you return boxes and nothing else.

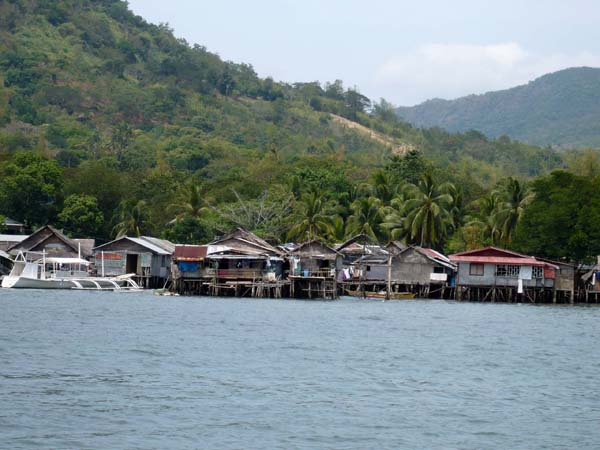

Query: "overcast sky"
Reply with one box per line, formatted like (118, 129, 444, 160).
(128, 0, 600, 106)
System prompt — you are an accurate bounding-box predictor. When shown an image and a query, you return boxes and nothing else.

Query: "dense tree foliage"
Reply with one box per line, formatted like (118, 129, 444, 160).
(0, 0, 598, 263)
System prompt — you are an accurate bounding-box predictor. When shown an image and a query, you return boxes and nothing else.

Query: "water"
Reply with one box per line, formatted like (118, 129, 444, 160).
(1, 291, 599, 450)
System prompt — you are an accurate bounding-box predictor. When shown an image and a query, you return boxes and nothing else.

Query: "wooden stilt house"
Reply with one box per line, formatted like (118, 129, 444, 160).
(450, 247, 560, 303)
(203, 228, 288, 297)
(171, 245, 210, 295)
(93, 236, 175, 288)
(287, 240, 342, 299)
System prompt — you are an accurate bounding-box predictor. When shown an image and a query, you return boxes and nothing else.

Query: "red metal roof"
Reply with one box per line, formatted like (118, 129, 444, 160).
(450, 246, 531, 259)
(450, 255, 547, 266)
(173, 245, 207, 261)
(420, 247, 451, 262)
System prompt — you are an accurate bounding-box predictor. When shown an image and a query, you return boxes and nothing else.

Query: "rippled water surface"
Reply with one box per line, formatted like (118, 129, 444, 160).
(1, 290, 600, 449)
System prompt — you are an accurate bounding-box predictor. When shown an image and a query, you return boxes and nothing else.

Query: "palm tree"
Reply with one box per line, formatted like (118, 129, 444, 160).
(402, 173, 453, 248)
(382, 196, 409, 241)
(370, 169, 399, 206)
(466, 192, 502, 245)
(327, 215, 347, 242)
(287, 190, 332, 241)
(168, 183, 208, 223)
(112, 199, 149, 238)
(346, 196, 385, 241)
(493, 177, 533, 245)
(446, 183, 464, 233)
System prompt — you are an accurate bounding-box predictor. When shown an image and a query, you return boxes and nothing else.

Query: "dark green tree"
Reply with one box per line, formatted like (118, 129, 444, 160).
(0, 152, 63, 227)
(58, 194, 104, 237)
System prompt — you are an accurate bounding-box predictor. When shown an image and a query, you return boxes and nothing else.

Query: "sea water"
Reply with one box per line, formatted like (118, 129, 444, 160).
(1, 290, 599, 449)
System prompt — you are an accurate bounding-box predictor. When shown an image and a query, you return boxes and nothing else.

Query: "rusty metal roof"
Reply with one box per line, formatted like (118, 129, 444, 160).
(173, 245, 208, 261)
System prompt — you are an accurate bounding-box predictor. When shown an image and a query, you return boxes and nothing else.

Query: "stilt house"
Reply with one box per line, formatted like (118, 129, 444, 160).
(171, 245, 210, 294)
(537, 257, 576, 303)
(342, 245, 455, 297)
(206, 228, 286, 281)
(390, 246, 456, 286)
(335, 234, 391, 281)
(93, 236, 175, 288)
(287, 240, 341, 299)
(450, 247, 560, 302)
(581, 256, 600, 303)
(7, 225, 94, 259)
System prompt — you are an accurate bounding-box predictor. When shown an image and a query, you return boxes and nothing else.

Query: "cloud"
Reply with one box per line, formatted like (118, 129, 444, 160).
(375, 42, 600, 105)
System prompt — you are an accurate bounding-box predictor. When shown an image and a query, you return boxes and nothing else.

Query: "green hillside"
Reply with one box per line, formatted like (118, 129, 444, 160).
(396, 67, 600, 148)
(5, 0, 600, 262)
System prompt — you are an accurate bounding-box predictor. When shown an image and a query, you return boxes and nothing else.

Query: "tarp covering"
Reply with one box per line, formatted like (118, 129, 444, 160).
(177, 261, 199, 272)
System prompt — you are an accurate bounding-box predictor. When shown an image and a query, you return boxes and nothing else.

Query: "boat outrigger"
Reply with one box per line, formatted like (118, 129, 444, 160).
(1, 251, 141, 291)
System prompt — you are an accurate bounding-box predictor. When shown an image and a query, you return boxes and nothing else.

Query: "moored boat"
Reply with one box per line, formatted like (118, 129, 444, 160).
(345, 289, 416, 299)
(1, 251, 141, 291)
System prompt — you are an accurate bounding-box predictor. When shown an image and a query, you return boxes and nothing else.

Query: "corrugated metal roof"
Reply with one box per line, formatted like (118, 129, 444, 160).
(210, 228, 284, 256)
(0, 234, 28, 242)
(128, 237, 174, 255)
(290, 240, 340, 259)
(451, 255, 547, 266)
(450, 246, 531, 259)
(420, 247, 451, 263)
(173, 245, 208, 261)
(95, 236, 175, 255)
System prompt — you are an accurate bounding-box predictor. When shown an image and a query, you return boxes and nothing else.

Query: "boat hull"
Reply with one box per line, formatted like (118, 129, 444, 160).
(1, 276, 136, 290)
(345, 289, 416, 299)
(1, 276, 76, 289)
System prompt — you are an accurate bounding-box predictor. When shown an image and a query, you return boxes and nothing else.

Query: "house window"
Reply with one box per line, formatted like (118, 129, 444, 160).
(496, 264, 520, 277)
(532, 266, 543, 279)
(433, 266, 445, 274)
(469, 263, 484, 276)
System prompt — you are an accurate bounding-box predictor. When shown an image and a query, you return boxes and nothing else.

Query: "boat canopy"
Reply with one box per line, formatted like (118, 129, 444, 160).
(44, 257, 90, 265)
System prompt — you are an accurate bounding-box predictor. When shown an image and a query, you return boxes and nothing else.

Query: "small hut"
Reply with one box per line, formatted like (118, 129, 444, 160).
(171, 245, 210, 295)
(389, 246, 456, 297)
(288, 240, 341, 299)
(203, 229, 287, 297)
(581, 257, 600, 303)
(537, 257, 576, 303)
(93, 236, 175, 288)
(207, 228, 285, 279)
(2, 217, 26, 235)
(7, 225, 94, 259)
(336, 234, 388, 268)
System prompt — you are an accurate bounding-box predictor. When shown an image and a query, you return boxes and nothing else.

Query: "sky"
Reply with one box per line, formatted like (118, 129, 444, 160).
(128, 0, 600, 106)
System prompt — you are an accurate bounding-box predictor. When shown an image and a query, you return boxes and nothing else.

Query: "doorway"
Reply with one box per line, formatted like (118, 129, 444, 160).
(126, 254, 139, 274)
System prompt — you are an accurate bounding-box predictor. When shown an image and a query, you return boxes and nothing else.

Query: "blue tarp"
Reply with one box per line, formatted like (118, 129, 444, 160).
(178, 261, 199, 272)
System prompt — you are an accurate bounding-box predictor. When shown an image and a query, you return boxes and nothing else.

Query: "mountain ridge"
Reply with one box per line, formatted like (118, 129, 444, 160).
(396, 67, 600, 148)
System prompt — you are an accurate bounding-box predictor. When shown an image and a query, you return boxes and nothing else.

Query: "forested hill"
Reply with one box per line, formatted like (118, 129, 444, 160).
(5, 0, 595, 262)
(396, 67, 600, 148)
(0, 0, 561, 179)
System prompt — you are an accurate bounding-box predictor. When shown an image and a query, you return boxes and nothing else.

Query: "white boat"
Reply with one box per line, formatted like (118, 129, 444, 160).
(1, 251, 141, 291)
